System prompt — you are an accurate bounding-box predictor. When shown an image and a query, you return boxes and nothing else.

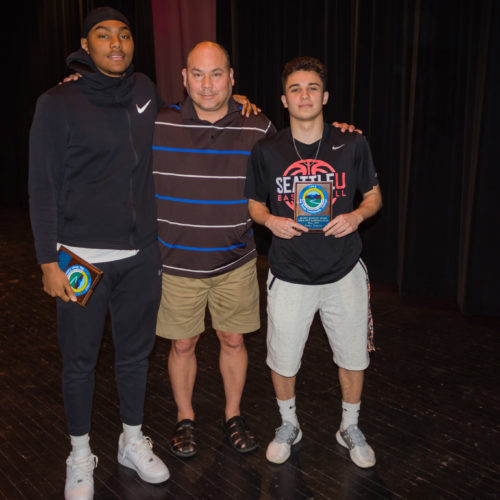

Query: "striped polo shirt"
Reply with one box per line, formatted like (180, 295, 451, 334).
(153, 97, 275, 278)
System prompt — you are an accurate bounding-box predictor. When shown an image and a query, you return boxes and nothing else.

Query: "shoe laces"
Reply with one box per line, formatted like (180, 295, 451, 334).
(125, 436, 155, 464)
(67, 454, 98, 485)
(274, 422, 298, 445)
(342, 425, 367, 447)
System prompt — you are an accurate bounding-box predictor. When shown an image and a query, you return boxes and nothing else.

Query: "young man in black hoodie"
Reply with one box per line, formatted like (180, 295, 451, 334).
(29, 7, 169, 499)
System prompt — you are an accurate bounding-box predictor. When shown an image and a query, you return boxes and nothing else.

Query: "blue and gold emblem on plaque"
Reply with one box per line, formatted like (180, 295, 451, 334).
(65, 265, 92, 296)
(294, 181, 333, 231)
(57, 246, 103, 306)
(298, 184, 329, 214)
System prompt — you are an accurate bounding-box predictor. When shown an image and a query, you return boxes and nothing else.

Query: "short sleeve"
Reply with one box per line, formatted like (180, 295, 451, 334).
(244, 141, 269, 203)
(354, 135, 379, 194)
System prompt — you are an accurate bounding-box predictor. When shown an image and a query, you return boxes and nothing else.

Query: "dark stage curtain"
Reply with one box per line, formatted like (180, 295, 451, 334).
(5, 0, 498, 315)
(216, 0, 500, 316)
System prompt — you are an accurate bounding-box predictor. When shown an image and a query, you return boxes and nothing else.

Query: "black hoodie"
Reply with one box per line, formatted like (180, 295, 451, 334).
(29, 49, 162, 264)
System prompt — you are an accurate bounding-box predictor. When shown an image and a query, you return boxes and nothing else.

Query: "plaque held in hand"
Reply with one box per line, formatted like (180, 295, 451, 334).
(294, 181, 332, 232)
(57, 246, 103, 307)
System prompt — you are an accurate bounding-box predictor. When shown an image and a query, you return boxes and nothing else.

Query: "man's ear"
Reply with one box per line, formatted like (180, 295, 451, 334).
(230, 67, 235, 86)
(281, 94, 288, 109)
(182, 68, 187, 88)
(81, 38, 89, 54)
(322, 91, 329, 105)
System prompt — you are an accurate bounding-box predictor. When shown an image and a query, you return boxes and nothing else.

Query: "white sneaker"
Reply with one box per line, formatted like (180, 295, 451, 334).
(117, 433, 170, 484)
(265, 421, 302, 464)
(336, 424, 376, 468)
(64, 452, 98, 500)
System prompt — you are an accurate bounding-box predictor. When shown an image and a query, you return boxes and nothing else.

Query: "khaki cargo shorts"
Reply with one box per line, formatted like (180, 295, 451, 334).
(156, 258, 260, 340)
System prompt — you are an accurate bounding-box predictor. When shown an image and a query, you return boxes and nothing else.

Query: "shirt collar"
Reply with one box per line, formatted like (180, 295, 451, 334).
(180, 96, 239, 124)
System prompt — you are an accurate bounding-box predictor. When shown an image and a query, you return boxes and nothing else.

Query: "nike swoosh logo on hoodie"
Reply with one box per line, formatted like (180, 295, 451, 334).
(136, 99, 152, 114)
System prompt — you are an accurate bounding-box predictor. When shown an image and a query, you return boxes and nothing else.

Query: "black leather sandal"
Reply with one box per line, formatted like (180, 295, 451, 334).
(170, 419, 197, 458)
(224, 416, 258, 454)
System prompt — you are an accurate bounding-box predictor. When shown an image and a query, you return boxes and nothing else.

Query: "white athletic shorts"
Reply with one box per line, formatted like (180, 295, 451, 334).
(266, 260, 371, 377)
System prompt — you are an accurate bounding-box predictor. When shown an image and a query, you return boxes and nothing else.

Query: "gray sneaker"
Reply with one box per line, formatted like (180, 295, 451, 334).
(336, 424, 376, 468)
(265, 421, 302, 464)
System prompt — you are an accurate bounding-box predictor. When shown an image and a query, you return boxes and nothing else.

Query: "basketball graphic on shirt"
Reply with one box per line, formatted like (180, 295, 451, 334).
(282, 159, 337, 210)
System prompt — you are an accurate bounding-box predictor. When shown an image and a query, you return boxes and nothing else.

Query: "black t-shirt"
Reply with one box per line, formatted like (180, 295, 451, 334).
(245, 123, 379, 285)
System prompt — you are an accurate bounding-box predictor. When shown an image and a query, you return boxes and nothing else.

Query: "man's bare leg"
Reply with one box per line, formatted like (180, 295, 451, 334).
(218, 330, 258, 452)
(337, 367, 375, 467)
(216, 330, 247, 420)
(271, 370, 296, 401)
(270, 370, 298, 426)
(338, 367, 363, 404)
(266, 370, 301, 464)
(338, 367, 363, 429)
(168, 336, 200, 421)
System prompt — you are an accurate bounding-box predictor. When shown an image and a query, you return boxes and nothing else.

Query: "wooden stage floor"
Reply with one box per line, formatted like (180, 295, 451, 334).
(0, 207, 499, 499)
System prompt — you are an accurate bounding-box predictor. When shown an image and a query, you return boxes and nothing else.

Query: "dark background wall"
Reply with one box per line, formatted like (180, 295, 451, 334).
(2, 0, 499, 315)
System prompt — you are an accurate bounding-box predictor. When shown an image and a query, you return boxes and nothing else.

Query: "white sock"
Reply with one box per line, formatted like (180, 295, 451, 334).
(70, 433, 91, 458)
(277, 397, 299, 428)
(123, 423, 143, 443)
(341, 400, 361, 431)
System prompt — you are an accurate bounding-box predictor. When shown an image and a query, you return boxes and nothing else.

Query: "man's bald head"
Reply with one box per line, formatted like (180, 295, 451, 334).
(186, 42, 231, 70)
(182, 41, 235, 123)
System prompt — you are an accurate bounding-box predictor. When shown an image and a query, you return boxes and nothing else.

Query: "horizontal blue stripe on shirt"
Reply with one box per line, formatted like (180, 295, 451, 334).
(153, 146, 251, 156)
(158, 233, 253, 252)
(155, 194, 247, 205)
